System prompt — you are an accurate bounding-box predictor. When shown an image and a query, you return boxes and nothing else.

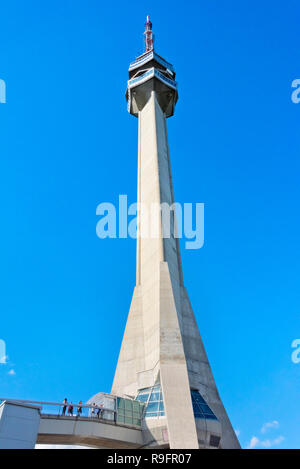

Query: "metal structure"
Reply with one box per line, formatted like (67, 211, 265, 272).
(144, 15, 154, 52)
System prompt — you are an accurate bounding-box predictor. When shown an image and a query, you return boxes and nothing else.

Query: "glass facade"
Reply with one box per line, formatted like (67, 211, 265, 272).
(191, 390, 218, 420)
(134, 387, 218, 421)
(116, 397, 144, 427)
(136, 385, 165, 418)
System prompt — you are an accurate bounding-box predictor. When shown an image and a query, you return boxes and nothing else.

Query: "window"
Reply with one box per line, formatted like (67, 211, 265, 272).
(136, 385, 165, 419)
(116, 397, 144, 426)
(191, 390, 218, 420)
(209, 434, 221, 448)
(135, 387, 218, 421)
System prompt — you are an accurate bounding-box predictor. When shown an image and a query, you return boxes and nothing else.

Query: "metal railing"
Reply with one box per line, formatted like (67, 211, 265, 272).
(129, 51, 174, 73)
(0, 395, 145, 428)
(0, 398, 115, 421)
(128, 67, 177, 90)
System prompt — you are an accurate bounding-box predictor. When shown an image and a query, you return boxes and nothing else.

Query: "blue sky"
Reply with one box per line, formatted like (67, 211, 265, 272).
(0, 0, 299, 449)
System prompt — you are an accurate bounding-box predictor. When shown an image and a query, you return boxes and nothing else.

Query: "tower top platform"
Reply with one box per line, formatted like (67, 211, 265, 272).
(126, 17, 178, 118)
(129, 50, 175, 75)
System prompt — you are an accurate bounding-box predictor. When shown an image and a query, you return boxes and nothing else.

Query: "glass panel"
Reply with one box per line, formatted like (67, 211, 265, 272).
(204, 413, 217, 420)
(135, 384, 164, 420)
(132, 401, 140, 411)
(192, 392, 205, 404)
(191, 390, 218, 420)
(136, 394, 149, 403)
(117, 398, 125, 409)
(149, 392, 160, 402)
(125, 400, 132, 410)
(133, 418, 141, 426)
(200, 404, 213, 414)
(147, 402, 159, 412)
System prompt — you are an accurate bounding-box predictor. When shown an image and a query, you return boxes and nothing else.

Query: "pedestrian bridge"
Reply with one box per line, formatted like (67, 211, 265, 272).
(0, 395, 145, 449)
(38, 414, 143, 448)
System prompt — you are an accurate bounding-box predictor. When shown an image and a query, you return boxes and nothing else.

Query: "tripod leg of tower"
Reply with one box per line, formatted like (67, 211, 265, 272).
(179, 287, 240, 449)
(159, 262, 199, 449)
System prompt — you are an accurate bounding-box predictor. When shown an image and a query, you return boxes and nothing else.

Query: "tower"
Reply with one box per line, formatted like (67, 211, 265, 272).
(111, 17, 240, 449)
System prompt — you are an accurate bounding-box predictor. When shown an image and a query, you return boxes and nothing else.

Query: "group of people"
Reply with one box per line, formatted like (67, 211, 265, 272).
(90, 402, 104, 419)
(61, 399, 103, 418)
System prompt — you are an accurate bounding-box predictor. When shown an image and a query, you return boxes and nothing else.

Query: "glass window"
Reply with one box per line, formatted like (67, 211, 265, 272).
(149, 392, 160, 402)
(191, 390, 218, 421)
(199, 404, 213, 414)
(136, 384, 165, 419)
(136, 394, 149, 402)
(147, 402, 159, 412)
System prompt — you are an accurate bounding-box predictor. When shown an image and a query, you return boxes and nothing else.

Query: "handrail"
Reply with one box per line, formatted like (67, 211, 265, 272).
(0, 398, 115, 414)
(0, 396, 145, 429)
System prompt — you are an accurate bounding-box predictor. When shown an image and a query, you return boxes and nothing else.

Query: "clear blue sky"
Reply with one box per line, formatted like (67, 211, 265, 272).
(0, 0, 299, 449)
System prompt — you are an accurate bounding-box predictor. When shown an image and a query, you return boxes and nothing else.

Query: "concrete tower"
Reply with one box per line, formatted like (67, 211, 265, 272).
(112, 17, 240, 450)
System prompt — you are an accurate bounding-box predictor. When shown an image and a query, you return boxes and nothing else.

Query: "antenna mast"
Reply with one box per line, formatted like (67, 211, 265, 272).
(144, 15, 154, 52)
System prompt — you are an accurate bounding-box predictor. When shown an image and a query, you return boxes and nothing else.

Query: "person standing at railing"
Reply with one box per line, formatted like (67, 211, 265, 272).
(91, 403, 96, 418)
(97, 404, 103, 419)
(62, 398, 68, 416)
(77, 401, 82, 417)
(68, 402, 74, 416)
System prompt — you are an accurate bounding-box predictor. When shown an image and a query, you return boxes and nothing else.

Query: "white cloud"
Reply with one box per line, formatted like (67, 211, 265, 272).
(247, 436, 260, 449)
(261, 420, 279, 434)
(260, 436, 285, 448)
(247, 435, 285, 449)
(246, 419, 284, 449)
(7, 369, 16, 376)
(0, 355, 8, 364)
(235, 429, 241, 437)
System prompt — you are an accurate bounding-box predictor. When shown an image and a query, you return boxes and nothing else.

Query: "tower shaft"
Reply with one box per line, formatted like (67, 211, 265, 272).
(112, 92, 198, 448)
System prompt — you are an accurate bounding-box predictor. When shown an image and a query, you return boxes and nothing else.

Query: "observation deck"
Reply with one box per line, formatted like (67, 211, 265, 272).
(126, 21, 178, 118)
